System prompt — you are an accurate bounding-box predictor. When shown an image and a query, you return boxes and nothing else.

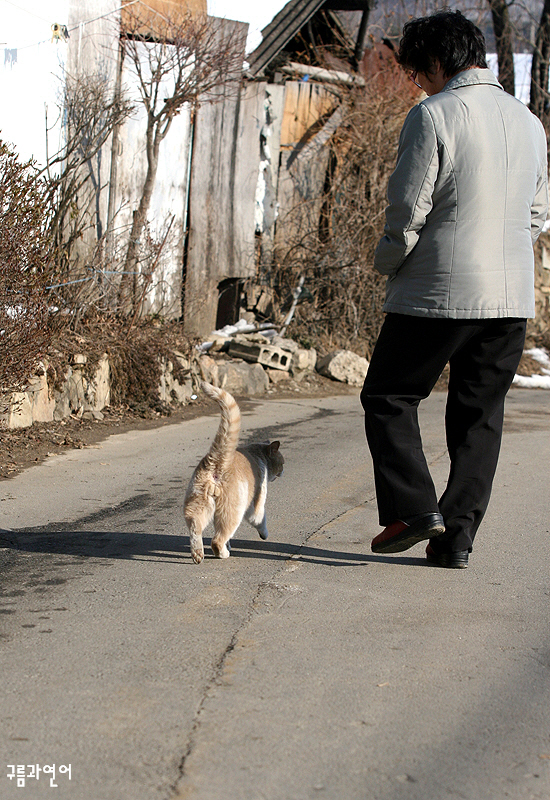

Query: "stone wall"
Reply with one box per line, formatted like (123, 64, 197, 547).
(1, 355, 112, 430)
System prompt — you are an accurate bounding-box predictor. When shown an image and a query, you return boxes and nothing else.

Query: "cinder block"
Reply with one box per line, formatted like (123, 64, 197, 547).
(227, 341, 291, 371)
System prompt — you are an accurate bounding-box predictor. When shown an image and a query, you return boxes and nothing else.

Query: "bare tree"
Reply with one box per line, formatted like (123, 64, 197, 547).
(118, 8, 246, 313)
(530, 0, 550, 126)
(487, 0, 516, 95)
(43, 70, 133, 316)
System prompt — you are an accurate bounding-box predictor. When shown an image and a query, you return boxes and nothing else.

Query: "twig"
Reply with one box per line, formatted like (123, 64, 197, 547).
(280, 275, 305, 337)
(125, 215, 175, 339)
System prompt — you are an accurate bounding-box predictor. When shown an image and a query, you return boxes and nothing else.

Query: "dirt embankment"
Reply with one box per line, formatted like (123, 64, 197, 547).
(0, 371, 356, 480)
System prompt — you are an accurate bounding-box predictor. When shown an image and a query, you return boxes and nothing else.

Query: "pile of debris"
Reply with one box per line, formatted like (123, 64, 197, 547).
(196, 319, 369, 396)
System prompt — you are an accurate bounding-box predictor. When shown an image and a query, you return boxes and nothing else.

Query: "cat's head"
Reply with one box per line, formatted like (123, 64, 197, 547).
(266, 440, 284, 480)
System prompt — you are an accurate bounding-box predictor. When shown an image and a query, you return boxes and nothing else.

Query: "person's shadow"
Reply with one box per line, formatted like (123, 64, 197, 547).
(2, 527, 427, 568)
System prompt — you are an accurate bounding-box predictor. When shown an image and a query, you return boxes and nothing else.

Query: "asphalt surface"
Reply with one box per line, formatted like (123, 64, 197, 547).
(1, 388, 549, 800)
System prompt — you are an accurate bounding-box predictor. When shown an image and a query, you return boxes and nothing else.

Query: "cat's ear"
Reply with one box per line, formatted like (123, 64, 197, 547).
(269, 440, 280, 453)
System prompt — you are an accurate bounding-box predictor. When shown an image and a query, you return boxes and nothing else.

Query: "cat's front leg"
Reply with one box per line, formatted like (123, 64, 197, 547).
(255, 515, 268, 540)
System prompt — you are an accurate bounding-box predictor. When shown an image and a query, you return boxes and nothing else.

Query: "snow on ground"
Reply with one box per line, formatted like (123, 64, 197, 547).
(513, 347, 550, 389)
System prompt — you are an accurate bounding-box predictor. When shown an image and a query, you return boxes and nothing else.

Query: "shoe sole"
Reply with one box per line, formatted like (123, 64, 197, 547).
(372, 516, 445, 554)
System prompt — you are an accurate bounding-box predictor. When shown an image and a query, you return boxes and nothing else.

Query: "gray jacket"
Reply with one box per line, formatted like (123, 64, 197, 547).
(374, 68, 548, 319)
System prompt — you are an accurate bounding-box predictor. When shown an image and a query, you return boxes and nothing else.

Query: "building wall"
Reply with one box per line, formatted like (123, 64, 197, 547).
(112, 43, 194, 318)
(121, 0, 207, 36)
(1, 8, 347, 336)
(182, 19, 253, 335)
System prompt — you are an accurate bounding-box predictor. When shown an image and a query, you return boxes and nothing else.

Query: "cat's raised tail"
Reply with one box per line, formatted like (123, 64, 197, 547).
(201, 382, 241, 475)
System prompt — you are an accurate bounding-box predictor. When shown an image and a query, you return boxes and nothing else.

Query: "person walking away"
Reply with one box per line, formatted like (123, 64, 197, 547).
(361, 11, 548, 568)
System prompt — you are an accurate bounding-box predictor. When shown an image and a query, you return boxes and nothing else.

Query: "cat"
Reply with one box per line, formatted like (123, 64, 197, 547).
(184, 381, 284, 563)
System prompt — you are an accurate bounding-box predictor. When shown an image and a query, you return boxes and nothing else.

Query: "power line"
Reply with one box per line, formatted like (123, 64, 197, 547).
(0, 0, 51, 25)
(2, 0, 141, 52)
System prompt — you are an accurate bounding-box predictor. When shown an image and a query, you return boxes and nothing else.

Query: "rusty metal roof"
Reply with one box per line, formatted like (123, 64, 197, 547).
(247, 0, 373, 77)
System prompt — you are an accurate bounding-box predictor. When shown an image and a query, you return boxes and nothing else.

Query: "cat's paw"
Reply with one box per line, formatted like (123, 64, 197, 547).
(211, 539, 231, 559)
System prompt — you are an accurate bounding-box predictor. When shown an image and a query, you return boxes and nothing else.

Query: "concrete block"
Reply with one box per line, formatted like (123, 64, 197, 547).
(227, 341, 291, 371)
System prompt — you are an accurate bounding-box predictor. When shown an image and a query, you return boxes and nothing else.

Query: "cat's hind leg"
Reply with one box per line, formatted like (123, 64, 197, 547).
(185, 494, 214, 564)
(211, 501, 243, 559)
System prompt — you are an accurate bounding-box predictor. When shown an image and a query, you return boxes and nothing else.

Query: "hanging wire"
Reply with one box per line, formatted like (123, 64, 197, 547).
(5, 0, 141, 51)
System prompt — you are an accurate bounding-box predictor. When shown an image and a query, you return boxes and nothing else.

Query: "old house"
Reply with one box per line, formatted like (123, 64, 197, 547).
(1, 0, 398, 336)
(184, 0, 381, 336)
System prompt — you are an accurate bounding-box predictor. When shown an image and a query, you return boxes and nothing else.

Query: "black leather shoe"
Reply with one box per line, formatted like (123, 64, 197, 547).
(371, 512, 445, 554)
(426, 544, 469, 569)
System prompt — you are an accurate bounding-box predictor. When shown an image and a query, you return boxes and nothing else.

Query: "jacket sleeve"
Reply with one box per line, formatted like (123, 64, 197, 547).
(374, 103, 439, 277)
(531, 130, 548, 243)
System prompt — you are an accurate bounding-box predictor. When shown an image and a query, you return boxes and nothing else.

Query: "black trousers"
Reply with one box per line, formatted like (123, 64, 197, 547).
(360, 314, 526, 553)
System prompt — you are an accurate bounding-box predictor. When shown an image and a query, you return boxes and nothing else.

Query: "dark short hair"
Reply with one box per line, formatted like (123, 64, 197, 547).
(397, 11, 487, 77)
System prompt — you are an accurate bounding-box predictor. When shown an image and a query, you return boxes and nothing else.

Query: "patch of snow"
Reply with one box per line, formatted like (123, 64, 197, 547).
(525, 347, 550, 371)
(513, 374, 550, 389)
(513, 347, 550, 389)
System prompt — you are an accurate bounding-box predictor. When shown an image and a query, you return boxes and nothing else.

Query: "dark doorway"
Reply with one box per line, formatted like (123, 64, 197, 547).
(216, 278, 244, 329)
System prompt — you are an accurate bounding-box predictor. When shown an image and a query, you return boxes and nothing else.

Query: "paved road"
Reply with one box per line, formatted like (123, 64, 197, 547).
(1, 388, 549, 800)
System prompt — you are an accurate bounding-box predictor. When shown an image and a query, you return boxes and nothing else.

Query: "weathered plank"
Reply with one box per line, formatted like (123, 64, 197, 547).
(183, 19, 256, 337)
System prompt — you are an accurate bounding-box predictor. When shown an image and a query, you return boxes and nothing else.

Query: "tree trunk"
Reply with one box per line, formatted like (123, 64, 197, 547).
(353, 2, 374, 70)
(118, 124, 160, 315)
(488, 0, 515, 96)
(530, 0, 550, 128)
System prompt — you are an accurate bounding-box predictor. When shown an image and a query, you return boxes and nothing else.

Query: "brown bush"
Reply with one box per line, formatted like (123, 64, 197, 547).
(272, 68, 414, 358)
(0, 140, 57, 396)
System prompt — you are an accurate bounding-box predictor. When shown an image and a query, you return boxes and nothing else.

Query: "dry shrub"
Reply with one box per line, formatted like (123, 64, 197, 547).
(46, 315, 196, 416)
(0, 140, 57, 397)
(273, 67, 414, 358)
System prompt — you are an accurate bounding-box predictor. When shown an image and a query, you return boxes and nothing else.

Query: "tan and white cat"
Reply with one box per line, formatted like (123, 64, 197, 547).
(184, 382, 284, 563)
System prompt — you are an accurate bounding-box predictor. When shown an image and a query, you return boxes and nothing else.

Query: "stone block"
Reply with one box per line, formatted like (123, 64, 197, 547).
(159, 356, 193, 406)
(1, 392, 33, 429)
(316, 349, 369, 386)
(27, 364, 55, 423)
(198, 355, 220, 387)
(271, 336, 299, 352)
(266, 368, 290, 384)
(53, 354, 111, 419)
(291, 348, 317, 372)
(1, 361, 55, 429)
(87, 355, 110, 410)
(218, 361, 269, 395)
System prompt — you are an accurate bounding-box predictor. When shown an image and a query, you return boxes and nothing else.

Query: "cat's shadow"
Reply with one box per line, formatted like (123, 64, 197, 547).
(4, 529, 426, 568)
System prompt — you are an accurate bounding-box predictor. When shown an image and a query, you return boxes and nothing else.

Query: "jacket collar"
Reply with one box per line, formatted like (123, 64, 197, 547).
(443, 68, 502, 92)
